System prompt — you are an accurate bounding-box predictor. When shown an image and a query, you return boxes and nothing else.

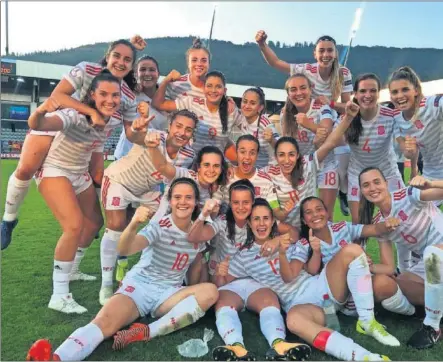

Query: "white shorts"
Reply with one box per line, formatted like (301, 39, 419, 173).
(348, 174, 405, 202)
(218, 278, 264, 309)
(317, 169, 339, 190)
(34, 166, 92, 195)
(284, 268, 345, 313)
(116, 270, 184, 318)
(29, 130, 57, 137)
(407, 260, 425, 280)
(101, 176, 161, 212)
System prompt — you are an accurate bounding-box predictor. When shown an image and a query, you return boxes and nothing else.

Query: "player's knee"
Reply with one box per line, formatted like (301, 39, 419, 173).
(373, 274, 397, 302)
(15, 162, 38, 180)
(342, 243, 364, 258)
(195, 283, 219, 309)
(286, 308, 304, 333)
(62, 219, 84, 239)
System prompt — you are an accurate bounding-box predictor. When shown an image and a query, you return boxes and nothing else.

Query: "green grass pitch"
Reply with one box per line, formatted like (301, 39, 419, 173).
(1, 159, 442, 361)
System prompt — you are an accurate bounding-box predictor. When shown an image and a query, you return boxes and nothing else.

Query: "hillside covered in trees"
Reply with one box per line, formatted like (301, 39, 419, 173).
(9, 36, 443, 89)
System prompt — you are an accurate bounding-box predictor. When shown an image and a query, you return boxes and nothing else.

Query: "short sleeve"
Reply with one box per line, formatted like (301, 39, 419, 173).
(48, 109, 78, 131)
(209, 217, 226, 236)
(175, 96, 191, 111)
(347, 222, 364, 241)
(264, 184, 279, 210)
(341, 67, 353, 94)
(430, 95, 443, 122)
(290, 63, 307, 76)
(305, 152, 323, 174)
(138, 221, 161, 245)
(407, 186, 427, 207)
(287, 241, 309, 263)
(319, 105, 334, 121)
(63, 62, 87, 91)
(173, 167, 192, 181)
(121, 99, 138, 123)
(228, 253, 249, 278)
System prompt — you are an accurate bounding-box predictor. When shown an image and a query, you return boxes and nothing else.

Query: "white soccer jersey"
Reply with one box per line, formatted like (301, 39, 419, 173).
(393, 95, 443, 179)
(165, 74, 205, 100)
(134, 214, 205, 286)
(175, 96, 238, 154)
(346, 105, 402, 179)
(231, 110, 278, 167)
(42, 109, 122, 174)
(228, 243, 312, 308)
(114, 93, 170, 159)
(261, 152, 322, 227)
(64, 61, 137, 122)
(209, 215, 248, 269)
(222, 168, 279, 209)
(293, 221, 363, 265)
(373, 187, 443, 256)
(105, 131, 195, 196)
(278, 100, 336, 171)
(289, 63, 353, 99)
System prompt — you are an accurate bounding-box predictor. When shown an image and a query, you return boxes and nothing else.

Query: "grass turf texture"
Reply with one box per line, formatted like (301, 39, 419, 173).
(1, 159, 442, 361)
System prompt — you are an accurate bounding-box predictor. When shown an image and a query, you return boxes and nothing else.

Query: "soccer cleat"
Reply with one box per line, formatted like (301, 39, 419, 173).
(48, 293, 87, 314)
(69, 271, 97, 281)
(356, 319, 400, 347)
(406, 324, 441, 349)
(212, 344, 256, 361)
(115, 258, 129, 283)
(363, 354, 391, 361)
(266, 341, 311, 361)
(112, 323, 150, 351)
(26, 339, 53, 361)
(339, 192, 350, 217)
(99, 286, 114, 306)
(1, 219, 18, 250)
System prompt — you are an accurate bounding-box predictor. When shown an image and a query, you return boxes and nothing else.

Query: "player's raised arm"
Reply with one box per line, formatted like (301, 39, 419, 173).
(255, 30, 291, 74)
(28, 98, 64, 131)
(145, 131, 177, 180)
(117, 206, 152, 256)
(151, 70, 182, 112)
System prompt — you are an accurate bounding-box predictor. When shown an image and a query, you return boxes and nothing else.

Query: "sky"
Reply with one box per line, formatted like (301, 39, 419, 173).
(1, 1, 443, 55)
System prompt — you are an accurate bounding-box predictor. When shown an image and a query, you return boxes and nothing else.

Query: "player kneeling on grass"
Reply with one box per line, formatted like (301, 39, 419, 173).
(297, 196, 415, 319)
(26, 178, 219, 361)
(27, 71, 127, 314)
(217, 198, 399, 361)
(359, 169, 443, 349)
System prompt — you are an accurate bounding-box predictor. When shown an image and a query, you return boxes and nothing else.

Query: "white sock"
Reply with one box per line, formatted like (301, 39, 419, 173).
(70, 247, 87, 275)
(54, 323, 104, 361)
(423, 246, 443, 331)
(53, 260, 73, 296)
(320, 331, 373, 361)
(396, 246, 411, 273)
(381, 286, 415, 316)
(259, 306, 286, 347)
(149, 295, 205, 339)
(100, 229, 121, 288)
(3, 171, 31, 221)
(216, 306, 244, 346)
(347, 253, 374, 324)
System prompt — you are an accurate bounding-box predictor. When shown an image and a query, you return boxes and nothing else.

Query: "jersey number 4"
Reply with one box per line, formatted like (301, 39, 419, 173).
(362, 139, 371, 153)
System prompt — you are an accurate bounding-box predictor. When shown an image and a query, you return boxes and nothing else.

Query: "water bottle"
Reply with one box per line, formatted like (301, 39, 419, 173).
(177, 328, 214, 358)
(323, 294, 341, 332)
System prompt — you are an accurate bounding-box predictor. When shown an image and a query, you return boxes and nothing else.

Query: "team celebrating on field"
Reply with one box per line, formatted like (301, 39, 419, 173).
(1, 31, 443, 361)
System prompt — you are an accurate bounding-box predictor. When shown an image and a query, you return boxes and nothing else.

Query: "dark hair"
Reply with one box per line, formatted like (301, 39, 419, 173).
(346, 73, 381, 145)
(244, 198, 278, 249)
(81, 70, 121, 122)
(243, 87, 266, 131)
(170, 109, 199, 128)
(192, 146, 229, 188)
(388, 66, 423, 112)
(136, 55, 160, 90)
(236, 134, 260, 153)
(274, 137, 304, 190)
(358, 167, 387, 246)
(100, 39, 137, 91)
(299, 196, 327, 271)
(204, 70, 228, 134)
(282, 74, 312, 138)
(225, 179, 255, 242)
(167, 177, 200, 221)
(186, 38, 211, 70)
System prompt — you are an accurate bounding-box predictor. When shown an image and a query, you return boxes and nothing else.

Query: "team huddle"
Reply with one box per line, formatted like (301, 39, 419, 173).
(1, 31, 443, 361)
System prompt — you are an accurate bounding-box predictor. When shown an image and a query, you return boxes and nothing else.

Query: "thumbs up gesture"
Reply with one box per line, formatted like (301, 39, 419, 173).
(216, 256, 230, 277)
(309, 229, 321, 253)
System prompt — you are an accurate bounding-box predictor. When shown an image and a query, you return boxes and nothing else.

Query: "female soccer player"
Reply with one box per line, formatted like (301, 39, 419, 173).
(114, 55, 169, 159)
(99, 110, 197, 305)
(26, 72, 128, 314)
(152, 69, 240, 155)
(263, 101, 359, 227)
(278, 73, 338, 220)
(344, 73, 404, 223)
(26, 178, 219, 361)
(298, 196, 415, 317)
(231, 87, 278, 168)
(188, 181, 310, 361)
(359, 168, 443, 349)
(388, 66, 443, 188)
(217, 198, 399, 361)
(2, 37, 146, 250)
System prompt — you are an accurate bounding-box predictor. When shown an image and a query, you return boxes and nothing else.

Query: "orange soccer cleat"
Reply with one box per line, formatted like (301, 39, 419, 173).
(26, 339, 60, 361)
(112, 323, 150, 351)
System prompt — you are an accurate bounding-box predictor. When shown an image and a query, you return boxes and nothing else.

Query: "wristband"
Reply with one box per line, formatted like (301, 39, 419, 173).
(130, 125, 139, 133)
(198, 212, 206, 222)
(329, 101, 335, 109)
